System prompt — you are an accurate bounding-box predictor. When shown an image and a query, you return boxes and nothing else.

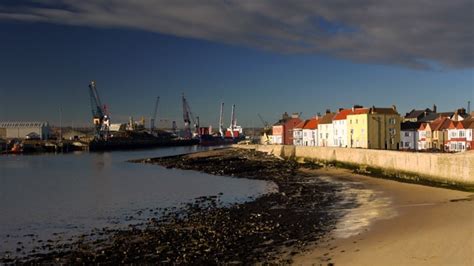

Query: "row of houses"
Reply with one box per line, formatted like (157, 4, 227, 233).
(269, 105, 473, 152)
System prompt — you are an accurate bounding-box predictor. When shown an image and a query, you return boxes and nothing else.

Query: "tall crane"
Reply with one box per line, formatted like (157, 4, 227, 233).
(88, 80, 110, 139)
(219, 102, 225, 138)
(182, 93, 198, 139)
(229, 104, 236, 139)
(150, 96, 160, 131)
(257, 113, 270, 130)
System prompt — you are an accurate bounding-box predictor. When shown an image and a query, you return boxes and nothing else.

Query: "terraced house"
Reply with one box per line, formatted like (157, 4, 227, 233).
(302, 117, 319, 146)
(347, 106, 401, 150)
(317, 111, 336, 147)
(332, 108, 355, 147)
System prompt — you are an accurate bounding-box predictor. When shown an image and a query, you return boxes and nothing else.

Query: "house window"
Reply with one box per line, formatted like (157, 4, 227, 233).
(389, 128, 396, 135)
(356, 119, 358, 124)
(350, 120, 352, 124)
(459, 131, 465, 137)
(389, 118, 396, 124)
(361, 128, 365, 134)
(326, 133, 328, 138)
(405, 142, 410, 147)
(405, 132, 410, 137)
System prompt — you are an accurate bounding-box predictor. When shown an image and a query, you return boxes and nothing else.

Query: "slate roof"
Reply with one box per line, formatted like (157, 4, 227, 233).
(404, 108, 433, 119)
(418, 113, 441, 123)
(401, 121, 421, 131)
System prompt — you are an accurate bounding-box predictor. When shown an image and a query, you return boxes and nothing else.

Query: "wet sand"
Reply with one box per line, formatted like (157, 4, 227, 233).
(293, 167, 474, 266)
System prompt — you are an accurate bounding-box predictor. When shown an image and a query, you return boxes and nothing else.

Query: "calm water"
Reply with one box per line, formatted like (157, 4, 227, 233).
(0, 146, 277, 256)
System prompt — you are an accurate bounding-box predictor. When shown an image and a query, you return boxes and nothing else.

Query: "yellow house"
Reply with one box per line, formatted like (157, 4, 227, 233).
(347, 106, 401, 150)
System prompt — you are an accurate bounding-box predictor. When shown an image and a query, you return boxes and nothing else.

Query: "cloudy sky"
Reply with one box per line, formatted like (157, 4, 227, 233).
(0, 0, 473, 127)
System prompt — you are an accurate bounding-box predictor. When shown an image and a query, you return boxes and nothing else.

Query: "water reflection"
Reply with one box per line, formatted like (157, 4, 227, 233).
(0, 146, 276, 256)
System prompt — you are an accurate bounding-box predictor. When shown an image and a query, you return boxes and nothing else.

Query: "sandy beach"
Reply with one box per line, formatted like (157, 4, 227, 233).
(293, 167, 474, 266)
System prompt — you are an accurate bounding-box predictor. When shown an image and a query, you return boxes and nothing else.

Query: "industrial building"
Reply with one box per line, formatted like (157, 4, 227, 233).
(0, 121, 50, 140)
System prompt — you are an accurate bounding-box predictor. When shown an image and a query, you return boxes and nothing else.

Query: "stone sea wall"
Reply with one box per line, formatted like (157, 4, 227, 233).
(234, 144, 474, 185)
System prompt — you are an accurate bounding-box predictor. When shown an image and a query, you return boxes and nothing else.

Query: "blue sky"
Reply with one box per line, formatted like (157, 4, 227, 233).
(0, 1, 473, 128)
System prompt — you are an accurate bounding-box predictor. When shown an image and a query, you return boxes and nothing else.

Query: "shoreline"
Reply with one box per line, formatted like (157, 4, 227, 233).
(292, 167, 474, 265)
(6, 147, 472, 264)
(9, 148, 351, 264)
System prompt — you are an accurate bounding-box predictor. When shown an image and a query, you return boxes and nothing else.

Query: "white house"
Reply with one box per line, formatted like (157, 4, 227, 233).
(332, 109, 352, 147)
(318, 111, 336, 147)
(293, 120, 306, 146)
(271, 124, 284, 145)
(400, 122, 420, 150)
(446, 120, 474, 152)
(302, 117, 319, 146)
(417, 123, 431, 150)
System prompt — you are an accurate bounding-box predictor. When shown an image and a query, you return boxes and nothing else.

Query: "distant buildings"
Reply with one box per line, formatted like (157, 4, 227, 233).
(272, 112, 302, 145)
(0, 121, 50, 140)
(302, 117, 319, 146)
(317, 111, 336, 147)
(400, 121, 420, 150)
(265, 104, 473, 153)
(347, 106, 400, 150)
(292, 120, 306, 146)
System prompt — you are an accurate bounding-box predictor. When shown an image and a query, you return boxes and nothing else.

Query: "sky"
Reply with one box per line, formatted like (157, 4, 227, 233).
(0, 0, 473, 128)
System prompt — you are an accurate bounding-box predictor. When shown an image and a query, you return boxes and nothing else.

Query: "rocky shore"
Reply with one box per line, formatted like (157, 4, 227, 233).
(5, 148, 353, 264)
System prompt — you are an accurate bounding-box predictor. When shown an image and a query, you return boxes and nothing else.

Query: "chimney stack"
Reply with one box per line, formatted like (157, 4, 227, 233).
(392, 105, 397, 111)
(467, 101, 471, 114)
(325, 109, 331, 114)
(433, 104, 437, 113)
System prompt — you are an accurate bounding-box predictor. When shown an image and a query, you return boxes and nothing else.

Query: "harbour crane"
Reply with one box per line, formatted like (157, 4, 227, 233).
(88, 80, 110, 139)
(219, 102, 225, 138)
(182, 93, 198, 139)
(150, 96, 160, 131)
(229, 104, 236, 139)
(257, 113, 270, 130)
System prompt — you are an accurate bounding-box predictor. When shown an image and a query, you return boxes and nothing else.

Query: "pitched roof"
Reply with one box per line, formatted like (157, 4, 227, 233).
(419, 123, 427, 130)
(303, 118, 319, 129)
(465, 120, 474, 129)
(283, 117, 303, 128)
(418, 112, 440, 123)
(370, 107, 399, 115)
(430, 117, 451, 131)
(294, 120, 307, 129)
(318, 113, 336, 124)
(404, 108, 433, 119)
(437, 112, 455, 118)
(401, 121, 421, 131)
(333, 109, 354, 120)
(349, 108, 370, 115)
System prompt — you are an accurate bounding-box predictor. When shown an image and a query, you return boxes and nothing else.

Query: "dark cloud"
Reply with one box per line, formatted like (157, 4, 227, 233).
(1, 0, 472, 68)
